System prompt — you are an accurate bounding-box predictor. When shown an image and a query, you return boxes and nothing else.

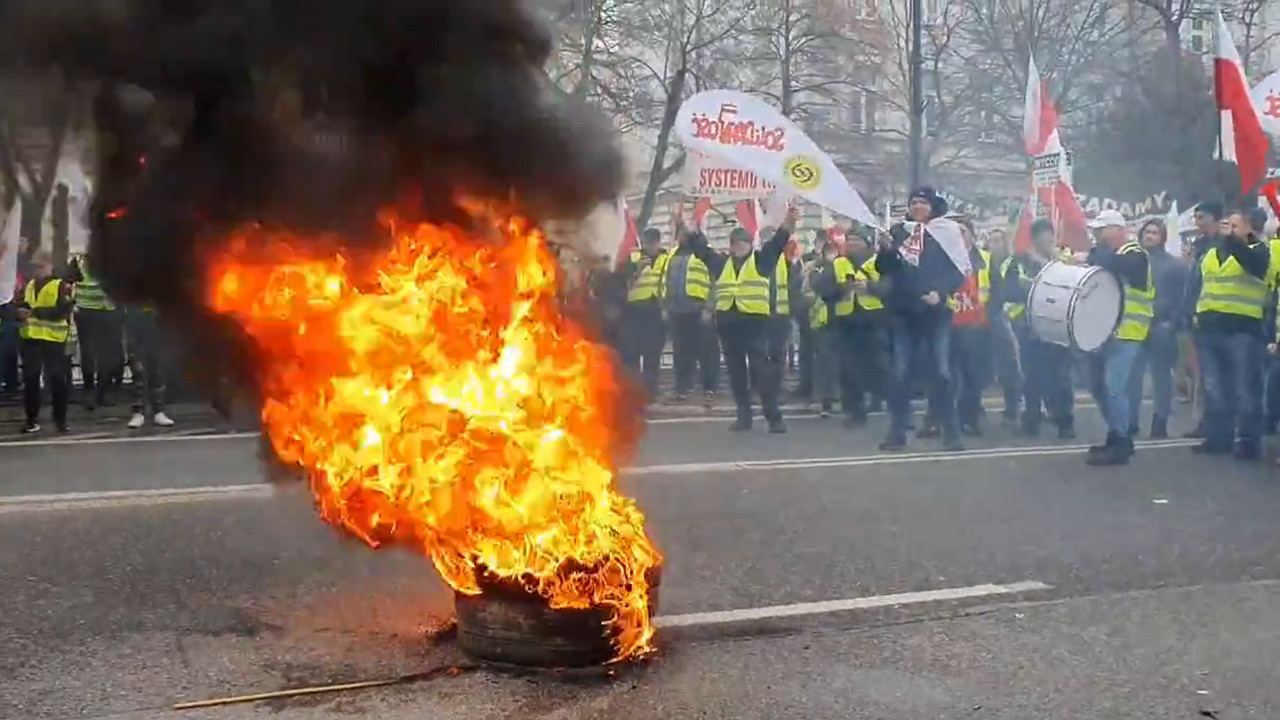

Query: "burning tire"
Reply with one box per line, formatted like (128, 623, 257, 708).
(455, 566, 661, 668)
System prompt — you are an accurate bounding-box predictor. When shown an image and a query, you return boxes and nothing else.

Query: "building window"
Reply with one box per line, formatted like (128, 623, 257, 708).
(850, 89, 876, 133)
(1191, 33, 1205, 53)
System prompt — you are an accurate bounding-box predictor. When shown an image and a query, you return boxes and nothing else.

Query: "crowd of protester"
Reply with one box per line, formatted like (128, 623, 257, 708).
(0, 243, 174, 433)
(591, 188, 1277, 467)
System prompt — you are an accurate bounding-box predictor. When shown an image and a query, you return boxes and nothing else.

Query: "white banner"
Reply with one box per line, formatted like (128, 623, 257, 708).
(1251, 69, 1280, 137)
(675, 90, 876, 226)
(0, 202, 19, 303)
(683, 151, 775, 198)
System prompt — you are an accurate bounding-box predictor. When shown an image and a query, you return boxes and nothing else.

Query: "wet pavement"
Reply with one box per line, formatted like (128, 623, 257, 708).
(4, 401, 1280, 719)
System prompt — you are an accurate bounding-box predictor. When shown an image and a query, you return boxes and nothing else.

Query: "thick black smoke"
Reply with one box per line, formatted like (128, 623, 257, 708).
(0, 0, 625, 416)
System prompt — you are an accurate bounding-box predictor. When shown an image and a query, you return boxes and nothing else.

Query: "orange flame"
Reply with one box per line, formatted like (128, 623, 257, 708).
(203, 211, 661, 660)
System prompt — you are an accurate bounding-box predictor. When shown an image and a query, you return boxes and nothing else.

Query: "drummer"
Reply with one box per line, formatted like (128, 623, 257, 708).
(1082, 210, 1153, 466)
(1002, 219, 1076, 439)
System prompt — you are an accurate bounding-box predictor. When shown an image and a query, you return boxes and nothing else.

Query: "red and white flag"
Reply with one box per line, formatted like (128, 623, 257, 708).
(690, 196, 713, 233)
(613, 196, 639, 270)
(1022, 55, 1061, 156)
(1020, 53, 1089, 251)
(734, 198, 762, 239)
(1214, 10, 1270, 193)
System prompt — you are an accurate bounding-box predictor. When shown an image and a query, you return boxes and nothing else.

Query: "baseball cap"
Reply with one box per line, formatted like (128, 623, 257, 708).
(1088, 209, 1125, 229)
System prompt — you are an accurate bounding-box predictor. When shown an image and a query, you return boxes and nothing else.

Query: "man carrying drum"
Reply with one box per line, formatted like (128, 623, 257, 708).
(1082, 210, 1153, 466)
(1002, 219, 1076, 439)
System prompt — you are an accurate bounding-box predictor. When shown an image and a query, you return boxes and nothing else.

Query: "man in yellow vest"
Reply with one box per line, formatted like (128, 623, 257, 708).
(685, 208, 798, 432)
(1002, 218, 1076, 439)
(14, 251, 73, 433)
(1187, 207, 1270, 459)
(1082, 210, 1153, 466)
(813, 228, 888, 426)
(622, 228, 669, 398)
(69, 253, 124, 410)
(663, 229, 719, 405)
(1126, 219, 1188, 440)
(803, 237, 841, 417)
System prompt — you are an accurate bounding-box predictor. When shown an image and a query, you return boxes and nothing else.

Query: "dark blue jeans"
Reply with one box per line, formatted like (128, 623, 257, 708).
(1197, 330, 1264, 449)
(888, 312, 956, 437)
(1015, 322, 1074, 430)
(1128, 323, 1177, 427)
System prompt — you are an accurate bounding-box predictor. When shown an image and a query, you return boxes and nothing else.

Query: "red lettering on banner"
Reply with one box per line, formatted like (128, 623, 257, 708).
(1265, 92, 1280, 118)
(695, 165, 776, 193)
(690, 103, 788, 152)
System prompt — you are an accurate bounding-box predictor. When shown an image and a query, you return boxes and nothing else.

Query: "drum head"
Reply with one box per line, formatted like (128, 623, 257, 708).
(1070, 269, 1122, 352)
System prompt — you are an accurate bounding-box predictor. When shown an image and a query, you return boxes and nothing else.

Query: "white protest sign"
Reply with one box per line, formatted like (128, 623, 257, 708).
(1032, 152, 1062, 188)
(683, 151, 775, 198)
(675, 90, 876, 226)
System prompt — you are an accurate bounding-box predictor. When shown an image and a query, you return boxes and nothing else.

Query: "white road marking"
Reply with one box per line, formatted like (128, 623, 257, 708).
(0, 439, 1200, 513)
(0, 484, 274, 513)
(655, 581, 1053, 628)
(0, 430, 258, 448)
(629, 439, 1198, 476)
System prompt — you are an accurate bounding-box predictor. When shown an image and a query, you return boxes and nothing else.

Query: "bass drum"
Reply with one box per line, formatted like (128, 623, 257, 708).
(1026, 261, 1122, 353)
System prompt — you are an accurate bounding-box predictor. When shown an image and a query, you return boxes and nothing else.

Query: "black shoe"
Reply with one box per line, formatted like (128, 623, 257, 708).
(729, 418, 752, 432)
(673, 392, 690, 402)
(767, 419, 788, 434)
(879, 432, 907, 451)
(1057, 424, 1076, 440)
(1183, 424, 1206, 439)
(1190, 440, 1232, 456)
(942, 433, 965, 452)
(1128, 423, 1140, 439)
(20, 421, 40, 434)
(1149, 415, 1169, 440)
(703, 391, 715, 408)
(869, 399, 884, 413)
(1086, 442, 1131, 466)
(960, 423, 982, 437)
(83, 398, 96, 411)
(1088, 432, 1116, 456)
(56, 423, 69, 434)
(917, 423, 941, 439)
(1234, 443, 1261, 461)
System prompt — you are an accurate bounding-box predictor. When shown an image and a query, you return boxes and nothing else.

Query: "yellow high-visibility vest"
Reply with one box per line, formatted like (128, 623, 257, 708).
(627, 250, 669, 303)
(854, 256, 885, 311)
(21, 279, 71, 343)
(661, 252, 711, 301)
(948, 249, 992, 311)
(1196, 244, 1269, 319)
(769, 256, 790, 316)
(74, 257, 115, 311)
(831, 257, 857, 317)
(803, 273, 827, 329)
(1001, 256, 1026, 320)
(715, 254, 771, 315)
(1268, 238, 1280, 288)
(1115, 242, 1154, 342)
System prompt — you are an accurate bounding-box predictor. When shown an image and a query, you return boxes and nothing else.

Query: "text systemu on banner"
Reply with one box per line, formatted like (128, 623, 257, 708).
(675, 90, 877, 226)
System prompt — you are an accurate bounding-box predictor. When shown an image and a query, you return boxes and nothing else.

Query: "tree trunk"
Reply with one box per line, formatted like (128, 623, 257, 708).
(635, 66, 688, 230)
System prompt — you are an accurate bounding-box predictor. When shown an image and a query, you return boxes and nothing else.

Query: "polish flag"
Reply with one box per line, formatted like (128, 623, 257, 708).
(1020, 53, 1089, 251)
(691, 196, 713, 233)
(1214, 10, 1270, 193)
(735, 198, 762, 239)
(1022, 55, 1061, 156)
(613, 196, 639, 270)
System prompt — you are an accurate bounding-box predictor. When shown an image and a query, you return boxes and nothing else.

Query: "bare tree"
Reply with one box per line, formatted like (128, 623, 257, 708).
(1132, 0, 1198, 62)
(875, 0, 988, 174)
(0, 70, 78, 266)
(617, 0, 753, 230)
(547, 0, 653, 134)
(1228, 0, 1280, 76)
(956, 0, 1140, 148)
(740, 0, 871, 128)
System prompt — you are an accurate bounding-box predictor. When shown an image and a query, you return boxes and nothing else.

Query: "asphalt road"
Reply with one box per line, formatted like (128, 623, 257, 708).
(4, 403, 1280, 719)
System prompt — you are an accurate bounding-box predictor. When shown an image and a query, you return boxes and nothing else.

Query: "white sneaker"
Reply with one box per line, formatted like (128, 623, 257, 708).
(152, 412, 175, 428)
(127, 413, 146, 429)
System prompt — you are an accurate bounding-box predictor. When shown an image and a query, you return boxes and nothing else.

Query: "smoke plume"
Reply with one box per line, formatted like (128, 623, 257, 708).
(0, 0, 625, 417)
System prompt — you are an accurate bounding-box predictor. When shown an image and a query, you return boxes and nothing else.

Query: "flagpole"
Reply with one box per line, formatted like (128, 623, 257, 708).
(1212, 2, 1226, 173)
